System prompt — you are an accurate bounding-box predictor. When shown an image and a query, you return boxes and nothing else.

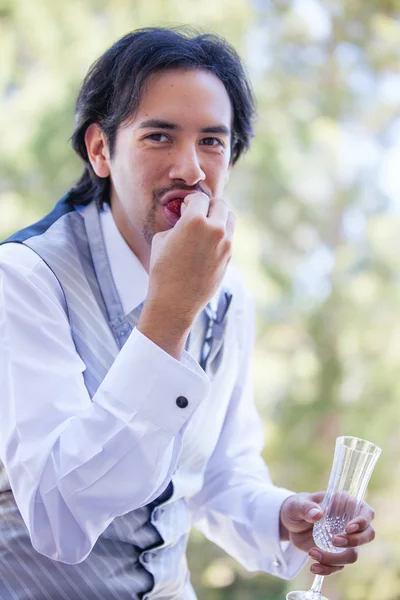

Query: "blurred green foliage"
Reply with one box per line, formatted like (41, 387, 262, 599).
(1, 0, 400, 598)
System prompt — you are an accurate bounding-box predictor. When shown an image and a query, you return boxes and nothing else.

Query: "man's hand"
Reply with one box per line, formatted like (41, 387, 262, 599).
(280, 492, 376, 576)
(138, 192, 235, 358)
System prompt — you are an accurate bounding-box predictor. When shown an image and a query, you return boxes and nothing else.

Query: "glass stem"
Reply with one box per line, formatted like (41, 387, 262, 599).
(310, 575, 324, 593)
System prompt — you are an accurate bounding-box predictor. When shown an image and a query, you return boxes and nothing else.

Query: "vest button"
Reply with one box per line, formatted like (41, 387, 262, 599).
(142, 551, 154, 564)
(152, 508, 162, 522)
(176, 396, 188, 408)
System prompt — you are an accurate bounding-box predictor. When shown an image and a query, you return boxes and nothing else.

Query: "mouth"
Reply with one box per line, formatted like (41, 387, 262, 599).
(162, 199, 184, 226)
(166, 198, 184, 214)
(161, 189, 194, 206)
(160, 189, 194, 225)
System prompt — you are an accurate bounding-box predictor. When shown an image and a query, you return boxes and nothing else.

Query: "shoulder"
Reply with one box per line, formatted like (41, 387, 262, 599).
(0, 242, 66, 310)
(0, 241, 45, 272)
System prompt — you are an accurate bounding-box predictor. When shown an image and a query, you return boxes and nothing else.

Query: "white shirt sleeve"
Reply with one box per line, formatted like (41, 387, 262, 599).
(0, 243, 209, 565)
(188, 287, 308, 580)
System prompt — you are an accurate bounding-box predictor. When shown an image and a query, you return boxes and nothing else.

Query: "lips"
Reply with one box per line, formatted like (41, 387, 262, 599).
(161, 189, 194, 206)
(161, 189, 194, 220)
(160, 189, 204, 225)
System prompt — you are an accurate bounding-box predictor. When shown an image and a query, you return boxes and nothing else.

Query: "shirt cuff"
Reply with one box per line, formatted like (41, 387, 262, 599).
(252, 487, 309, 580)
(95, 327, 210, 436)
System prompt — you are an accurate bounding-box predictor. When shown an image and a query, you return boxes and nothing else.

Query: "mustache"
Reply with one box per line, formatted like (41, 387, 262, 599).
(153, 183, 209, 203)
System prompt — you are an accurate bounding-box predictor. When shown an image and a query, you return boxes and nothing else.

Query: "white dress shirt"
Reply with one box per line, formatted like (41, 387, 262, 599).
(0, 204, 307, 579)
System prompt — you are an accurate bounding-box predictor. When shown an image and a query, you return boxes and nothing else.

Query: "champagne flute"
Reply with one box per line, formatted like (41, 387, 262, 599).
(286, 435, 382, 600)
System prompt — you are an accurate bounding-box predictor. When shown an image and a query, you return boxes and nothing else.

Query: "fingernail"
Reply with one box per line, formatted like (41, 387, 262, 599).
(307, 508, 322, 519)
(347, 524, 359, 534)
(334, 536, 348, 547)
(309, 549, 322, 561)
(311, 565, 323, 574)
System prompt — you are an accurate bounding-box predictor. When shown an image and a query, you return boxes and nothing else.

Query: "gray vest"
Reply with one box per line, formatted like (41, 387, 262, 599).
(0, 196, 231, 600)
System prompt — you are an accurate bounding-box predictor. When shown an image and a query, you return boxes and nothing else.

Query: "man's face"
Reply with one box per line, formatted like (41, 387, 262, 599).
(105, 68, 232, 255)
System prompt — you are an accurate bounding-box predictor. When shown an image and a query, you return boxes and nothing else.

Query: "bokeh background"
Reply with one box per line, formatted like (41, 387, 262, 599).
(1, 0, 399, 598)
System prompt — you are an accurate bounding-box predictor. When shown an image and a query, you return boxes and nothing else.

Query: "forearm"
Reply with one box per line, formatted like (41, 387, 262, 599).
(21, 401, 177, 564)
(137, 298, 193, 360)
(2, 328, 209, 564)
(191, 472, 307, 579)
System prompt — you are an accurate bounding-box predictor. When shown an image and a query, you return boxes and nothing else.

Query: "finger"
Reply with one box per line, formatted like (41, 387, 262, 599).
(207, 198, 229, 228)
(333, 525, 376, 549)
(345, 502, 375, 534)
(310, 563, 344, 577)
(180, 192, 210, 221)
(290, 529, 316, 554)
(309, 547, 358, 567)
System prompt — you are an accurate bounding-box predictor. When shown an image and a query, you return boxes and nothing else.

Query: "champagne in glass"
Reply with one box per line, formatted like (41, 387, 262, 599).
(286, 436, 381, 600)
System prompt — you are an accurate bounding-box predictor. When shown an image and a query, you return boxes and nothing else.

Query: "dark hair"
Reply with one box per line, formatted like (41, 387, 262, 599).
(70, 26, 256, 206)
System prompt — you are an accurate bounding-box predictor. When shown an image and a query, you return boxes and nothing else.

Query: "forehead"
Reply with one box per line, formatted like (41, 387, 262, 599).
(133, 68, 232, 128)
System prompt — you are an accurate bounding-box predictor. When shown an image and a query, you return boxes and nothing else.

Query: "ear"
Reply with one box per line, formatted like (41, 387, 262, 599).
(84, 123, 111, 178)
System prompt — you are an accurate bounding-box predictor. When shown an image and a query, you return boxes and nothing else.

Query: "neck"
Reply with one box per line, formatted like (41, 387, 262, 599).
(110, 202, 151, 273)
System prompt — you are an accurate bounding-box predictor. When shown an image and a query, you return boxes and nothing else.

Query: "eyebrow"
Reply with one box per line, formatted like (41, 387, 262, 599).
(138, 119, 230, 136)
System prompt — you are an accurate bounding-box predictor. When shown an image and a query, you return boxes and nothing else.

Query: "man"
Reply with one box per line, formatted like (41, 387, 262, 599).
(0, 27, 375, 599)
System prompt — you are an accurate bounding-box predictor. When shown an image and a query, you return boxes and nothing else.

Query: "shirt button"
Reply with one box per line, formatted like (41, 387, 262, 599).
(176, 396, 188, 408)
(273, 559, 281, 569)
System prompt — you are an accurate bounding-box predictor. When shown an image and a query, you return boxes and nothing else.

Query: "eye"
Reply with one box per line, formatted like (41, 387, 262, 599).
(145, 133, 170, 142)
(200, 137, 224, 147)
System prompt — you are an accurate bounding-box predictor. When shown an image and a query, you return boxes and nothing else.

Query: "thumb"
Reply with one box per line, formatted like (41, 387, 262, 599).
(281, 494, 323, 532)
(303, 503, 324, 524)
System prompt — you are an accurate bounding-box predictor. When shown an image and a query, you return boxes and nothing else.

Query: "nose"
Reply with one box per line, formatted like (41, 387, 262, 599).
(168, 145, 206, 186)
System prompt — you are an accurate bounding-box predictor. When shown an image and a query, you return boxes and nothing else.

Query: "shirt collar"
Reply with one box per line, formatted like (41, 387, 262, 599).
(99, 203, 221, 319)
(100, 204, 149, 316)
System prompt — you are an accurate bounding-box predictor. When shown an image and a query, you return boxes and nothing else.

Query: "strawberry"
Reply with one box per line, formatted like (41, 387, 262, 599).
(167, 199, 183, 215)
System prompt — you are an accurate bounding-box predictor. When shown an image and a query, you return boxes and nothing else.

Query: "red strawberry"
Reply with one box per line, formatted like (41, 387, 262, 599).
(167, 199, 183, 215)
